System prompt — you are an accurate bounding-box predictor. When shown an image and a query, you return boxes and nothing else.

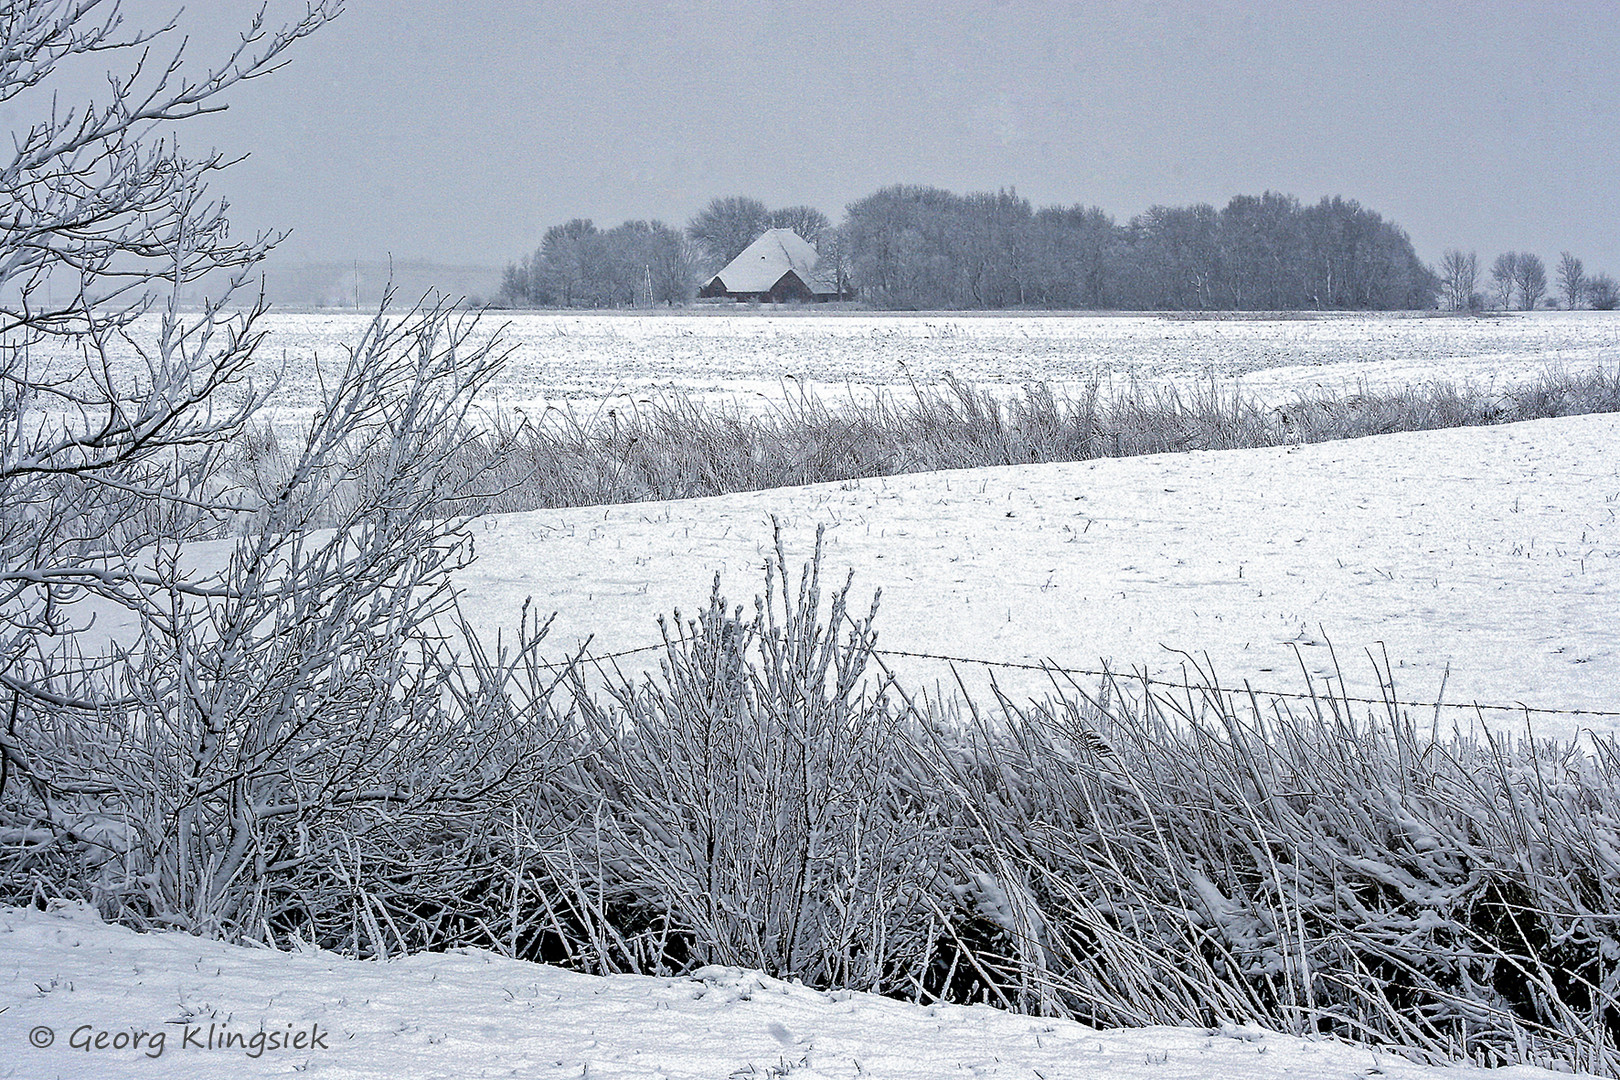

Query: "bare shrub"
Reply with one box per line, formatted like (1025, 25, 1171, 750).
(0, 299, 575, 949)
(535, 526, 942, 991)
(3, 0, 336, 724)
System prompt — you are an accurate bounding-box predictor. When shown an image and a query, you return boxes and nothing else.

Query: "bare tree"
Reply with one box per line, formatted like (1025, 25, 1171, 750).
(1514, 253, 1548, 310)
(1490, 252, 1519, 309)
(1589, 273, 1619, 310)
(2, 0, 335, 696)
(1, 1, 560, 939)
(768, 206, 832, 245)
(686, 195, 770, 271)
(1438, 249, 1479, 311)
(816, 224, 854, 299)
(646, 221, 698, 305)
(1558, 252, 1586, 310)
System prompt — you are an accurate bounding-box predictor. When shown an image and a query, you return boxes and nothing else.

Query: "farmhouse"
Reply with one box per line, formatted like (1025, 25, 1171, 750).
(697, 228, 852, 303)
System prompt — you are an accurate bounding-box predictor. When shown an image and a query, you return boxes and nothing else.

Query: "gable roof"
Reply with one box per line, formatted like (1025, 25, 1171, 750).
(708, 228, 840, 296)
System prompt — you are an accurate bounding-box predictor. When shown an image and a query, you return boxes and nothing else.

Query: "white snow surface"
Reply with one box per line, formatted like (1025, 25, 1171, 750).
(0, 903, 1574, 1079)
(452, 412, 1620, 739)
(259, 308, 1620, 419)
(29, 309, 1620, 425)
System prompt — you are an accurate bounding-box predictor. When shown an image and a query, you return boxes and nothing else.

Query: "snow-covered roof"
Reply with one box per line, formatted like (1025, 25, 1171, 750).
(708, 228, 840, 296)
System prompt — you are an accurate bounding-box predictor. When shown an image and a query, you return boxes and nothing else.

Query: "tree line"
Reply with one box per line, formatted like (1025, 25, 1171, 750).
(499, 188, 1611, 312)
(1437, 250, 1617, 311)
(499, 219, 694, 308)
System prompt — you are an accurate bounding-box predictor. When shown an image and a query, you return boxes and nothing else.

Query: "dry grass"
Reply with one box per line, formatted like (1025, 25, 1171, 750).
(410, 365, 1620, 515)
(895, 659, 1620, 1074)
(518, 546, 1620, 1075)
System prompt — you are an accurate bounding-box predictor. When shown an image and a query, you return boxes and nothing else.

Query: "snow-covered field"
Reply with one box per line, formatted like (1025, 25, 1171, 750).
(66, 408, 1620, 737)
(0, 903, 1574, 1080)
(250, 308, 1620, 418)
(33, 308, 1620, 424)
(12, 312, 1620, 1077)
(49, 310, 1620, 734)
(448, 411, 1620, 739)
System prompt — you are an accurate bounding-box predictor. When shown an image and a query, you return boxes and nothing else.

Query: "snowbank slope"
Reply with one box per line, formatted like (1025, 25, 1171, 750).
(0, 904, 1573, 1079)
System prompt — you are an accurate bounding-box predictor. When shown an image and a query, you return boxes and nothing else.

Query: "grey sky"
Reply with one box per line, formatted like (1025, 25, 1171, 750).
(96, 1, 1620, 277)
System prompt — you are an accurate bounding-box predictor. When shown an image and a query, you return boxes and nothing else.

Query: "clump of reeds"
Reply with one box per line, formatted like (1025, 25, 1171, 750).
(525, 527, 944, 990)
(409, 365, 1620, 516)
(896, 659, 1620, 1075)
(459, 540, 1620, 1074)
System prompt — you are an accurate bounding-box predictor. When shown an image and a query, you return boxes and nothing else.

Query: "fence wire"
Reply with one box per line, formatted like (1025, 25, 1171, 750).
(535, 636, 1620, 720)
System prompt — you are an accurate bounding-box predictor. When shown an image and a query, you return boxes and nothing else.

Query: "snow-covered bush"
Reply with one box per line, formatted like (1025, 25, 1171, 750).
(0, 0, 579, 956)
(914, 663, 1620, 1075)
(532, 526, 943, 992)
(1, 300, 572, 948)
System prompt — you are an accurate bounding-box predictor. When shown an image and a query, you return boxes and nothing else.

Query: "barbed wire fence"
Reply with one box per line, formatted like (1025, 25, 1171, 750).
(529, 634, 1620, 721)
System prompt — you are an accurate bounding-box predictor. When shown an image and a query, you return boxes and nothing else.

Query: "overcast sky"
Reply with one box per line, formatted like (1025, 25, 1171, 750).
(85, 1, 1620, 276)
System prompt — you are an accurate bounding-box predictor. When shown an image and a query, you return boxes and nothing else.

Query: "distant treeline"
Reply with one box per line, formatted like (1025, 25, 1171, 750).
(840, 187, 1436, 310)
(498, 187, 1475, 312)
(500, 219, 694, 309)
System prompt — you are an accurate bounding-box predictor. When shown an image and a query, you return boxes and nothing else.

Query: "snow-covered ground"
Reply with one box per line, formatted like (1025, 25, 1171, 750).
(263, 308, 1620, 419)
(0, 903, 1574, 1079)
(35, 310, 1620, 733)
(27, 309, 1620, 425)
(449, 411, 1620, 740)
